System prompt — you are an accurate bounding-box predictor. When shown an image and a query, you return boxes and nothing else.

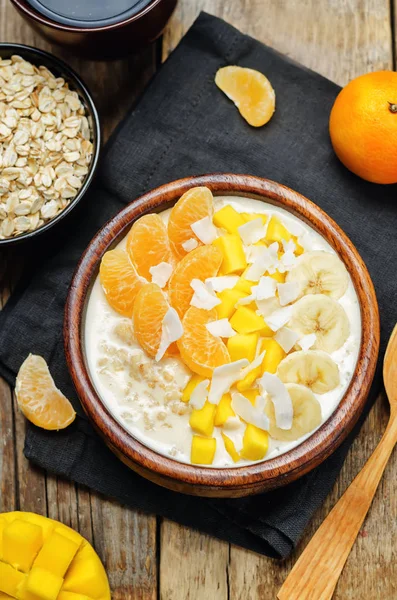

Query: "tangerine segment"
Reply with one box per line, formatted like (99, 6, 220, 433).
(215, 66, 276, 127)
(126, 214, 175, 280)
(178, 307, 230, 377)
(133, 283, 176, 359)
(168, 245, 223, 317)
(168, 187, 214, 258)
(100, 248, 144, 317)
(15, 355, 76, 430)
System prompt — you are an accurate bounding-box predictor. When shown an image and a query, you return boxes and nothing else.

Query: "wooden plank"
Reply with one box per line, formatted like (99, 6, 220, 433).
(0, 378, 16, 512)
(160, 522, 229, 600)
(161, 2, 396, 600)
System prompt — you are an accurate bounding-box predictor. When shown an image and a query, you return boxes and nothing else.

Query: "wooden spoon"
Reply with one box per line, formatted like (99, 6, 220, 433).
(278, 324, 397, 600)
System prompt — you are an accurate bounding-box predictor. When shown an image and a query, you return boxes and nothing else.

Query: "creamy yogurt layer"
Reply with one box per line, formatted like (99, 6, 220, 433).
(85, 195, 361, 468)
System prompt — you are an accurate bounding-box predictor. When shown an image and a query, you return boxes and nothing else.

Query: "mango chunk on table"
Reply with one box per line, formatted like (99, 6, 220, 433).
(191, 436, 217, 465)
(18, 567, 63, 600)
(0, 561, 26, 597)
(34, 531, 80, 577)
(2, 520, 42, 573)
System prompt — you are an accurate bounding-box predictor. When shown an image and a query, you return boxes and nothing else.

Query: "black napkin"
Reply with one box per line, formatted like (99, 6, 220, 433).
(0, 12, 395, 559)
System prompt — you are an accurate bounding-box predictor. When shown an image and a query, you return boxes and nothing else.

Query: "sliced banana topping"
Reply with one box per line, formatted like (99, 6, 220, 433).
(288, 294, 350, 352)
(265, 383, 322, 442)
(286, 251, 349, 300)
(277, 350, 340, 394)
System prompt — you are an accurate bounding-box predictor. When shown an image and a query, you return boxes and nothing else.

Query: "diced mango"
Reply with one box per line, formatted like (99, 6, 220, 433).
(260, 338, 286, 374)
(58, 593, 92, 600)
(182, 374, 204, 403)
(213, 205, 245, 233)
(3, 519, 43, 573)
(191, 436, 217, 465)
(265, 216, 292, 243)
(237, 366, 262, 392)
(24, 515, 54, 542)
(267, 270, 286, 283)
(63, 543, 109, 598)
(189, 401, 216, 437)
(213, 234, 247, 275)
(242, 389, 260, 405)
(241, 212, 268, 225)
(33, 531, 79, 578)
(293, 235, 304, 255)
(216, 288, 246, 319)
(234, 277, 255, 294)
(227, 332, 259, 363)
(229, 306, 273, 336)
(241, 425, 269, 461)
(0, 561, 26, 596)
(54, 526, 81, 548)
(214, 394, 235, 426)
(18, 567, 63, 600)
(0, 593, 13, 600)
(221, 433, 240, 463)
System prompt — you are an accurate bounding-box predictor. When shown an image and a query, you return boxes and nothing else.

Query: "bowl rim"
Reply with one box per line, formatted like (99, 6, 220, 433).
(0, 42, 101, 247)
(10, 0, 165, 33)
(64, 173, 380, 492)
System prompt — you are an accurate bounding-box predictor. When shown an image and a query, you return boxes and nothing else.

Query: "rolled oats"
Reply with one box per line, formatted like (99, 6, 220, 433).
(0, 55, 93, 240)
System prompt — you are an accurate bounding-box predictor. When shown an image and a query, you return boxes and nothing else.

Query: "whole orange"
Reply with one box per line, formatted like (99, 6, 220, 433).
(329, 71, 397, 184)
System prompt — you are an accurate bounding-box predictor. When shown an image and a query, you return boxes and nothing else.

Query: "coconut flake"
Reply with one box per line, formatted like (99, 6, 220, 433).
(206, 318, 236, 338)
(245, 246, 276, 281)
(155, 308, 183, 362)
(222, 419, 245, 453)
(208, 359, 249, 404)
(256, 296, 281, 317)
(240, 350, 266, 380)
(149, 262, 173, 288)
(297, 333, 317, 351)
(256, 276, 277, 300)
(231, 392, 269, 431)
(190, 379, 210, 409)
(275, 327, 301, 353)
(205, 275, 239, 292)
(190, 279, 220, 310)
(182, 238, 199, 252)
(259, 372, 293, 430)
(238, 218, 267, 245)
(277, 281, 301, 306)
(265, 306, 293, 332)
(191, 216, 218, 244)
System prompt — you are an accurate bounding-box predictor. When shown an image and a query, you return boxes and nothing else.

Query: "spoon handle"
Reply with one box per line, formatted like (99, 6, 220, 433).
(278, 419, 397, 600)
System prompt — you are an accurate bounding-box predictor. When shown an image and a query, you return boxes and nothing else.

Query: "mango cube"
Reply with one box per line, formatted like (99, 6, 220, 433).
(229, 306, 273, 336)
(267, 270, 286, 284)
(237, 366, 262, 392)
(182, 374, 204, 403)
(227, 332, 258, 363)
(214, 394, 235, 426)
(293, 235, 304, 256)
(18, 567, 63, 600)
(241, 425, 269, 461)
(213, 205, 245, 233)
(241, 212, 268, 225)
(3, 519, 43, 573)
(265, 216, 292, 243)
(213, 234, 247, 275)
(0, 561, 26, 596)
(191, 436, 217, 465)
(189, 401, 216, 437)
(58, 593, 91, 600)
(24, 515, 54, 542)
(234, 277, 255, 294)
(242, 389, 260, 405)
(62, 544, 108, 598)
(216, 288, 246, 319)
(221, 433, 240, 463)
(260, 338, 286, 374)
(33, 531, 80, 578)
(0, 593, 13, 600)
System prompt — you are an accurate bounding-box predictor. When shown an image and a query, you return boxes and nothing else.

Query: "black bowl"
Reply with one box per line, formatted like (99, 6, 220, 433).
(0, 43, 101, 247)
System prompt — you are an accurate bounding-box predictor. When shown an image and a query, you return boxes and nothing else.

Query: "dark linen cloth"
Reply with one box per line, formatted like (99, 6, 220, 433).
(0, 12, 395, 559)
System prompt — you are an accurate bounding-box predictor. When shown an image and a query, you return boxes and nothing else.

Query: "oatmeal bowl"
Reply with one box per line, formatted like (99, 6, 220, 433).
(65, 174, 379, 497)
(0, 44, 100, 245)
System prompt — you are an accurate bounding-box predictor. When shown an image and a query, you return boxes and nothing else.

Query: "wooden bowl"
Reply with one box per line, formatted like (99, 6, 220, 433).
(64, 174, 380, 497)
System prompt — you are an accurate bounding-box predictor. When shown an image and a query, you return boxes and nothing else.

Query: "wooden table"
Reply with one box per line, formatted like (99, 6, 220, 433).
(0, 1, 396, 598)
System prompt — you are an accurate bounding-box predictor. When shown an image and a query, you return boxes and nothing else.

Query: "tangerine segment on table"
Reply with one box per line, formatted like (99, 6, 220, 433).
(99, 248, 144, 317)
(329, 70, 397, 184)
(178, 307, 231, 377)
(167, 186, 214, 258)
(133, 283, 178, 359)
(126, 213, 176, 280)
(168, 245, 223, 317)
(215, 66, 276, 127)
(15, 355, 75, 430)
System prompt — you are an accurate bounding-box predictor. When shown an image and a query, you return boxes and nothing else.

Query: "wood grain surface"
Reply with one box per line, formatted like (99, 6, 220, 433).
(0, 1, 396, 598)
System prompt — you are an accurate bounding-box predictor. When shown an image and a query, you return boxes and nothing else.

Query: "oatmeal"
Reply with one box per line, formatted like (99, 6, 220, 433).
(85, 190, 361, 468)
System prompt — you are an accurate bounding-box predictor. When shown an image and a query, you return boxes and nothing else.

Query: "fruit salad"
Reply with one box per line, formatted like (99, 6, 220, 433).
(85, 187, 361, 467)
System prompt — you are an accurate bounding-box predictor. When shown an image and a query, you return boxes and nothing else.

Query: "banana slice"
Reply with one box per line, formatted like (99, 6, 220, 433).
(289, 294, 349, 352)
(277, 350, 339, 394)
(265, 383, 322, 441)
(286, 251, 349, 300)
